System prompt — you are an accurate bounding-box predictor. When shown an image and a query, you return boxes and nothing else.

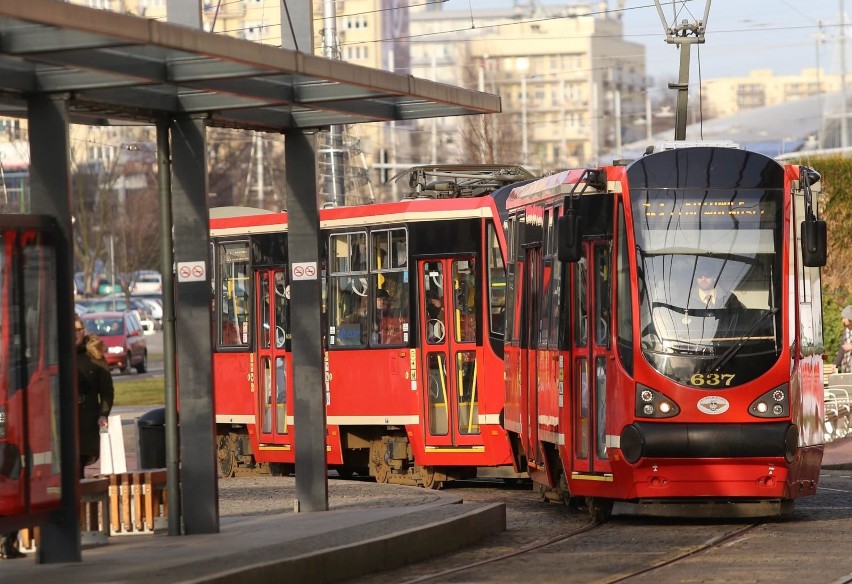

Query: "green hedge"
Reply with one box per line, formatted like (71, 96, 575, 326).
(789, 155, 852, 356)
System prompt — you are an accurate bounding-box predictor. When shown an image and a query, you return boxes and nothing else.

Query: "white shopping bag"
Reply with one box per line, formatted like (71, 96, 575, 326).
(99, 414, 127, 474)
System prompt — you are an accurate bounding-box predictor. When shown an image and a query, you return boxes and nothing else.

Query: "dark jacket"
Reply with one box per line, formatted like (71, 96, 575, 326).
(76, 344, 114, 460)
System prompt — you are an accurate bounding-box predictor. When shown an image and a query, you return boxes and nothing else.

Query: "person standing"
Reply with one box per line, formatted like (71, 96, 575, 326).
(75, 316, 115, 478)
(0, 531, 24, 559)
(834, 306, 852, 373)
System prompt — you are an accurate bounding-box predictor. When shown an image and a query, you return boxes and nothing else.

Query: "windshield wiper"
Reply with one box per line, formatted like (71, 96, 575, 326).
(706, 308, 779, 372)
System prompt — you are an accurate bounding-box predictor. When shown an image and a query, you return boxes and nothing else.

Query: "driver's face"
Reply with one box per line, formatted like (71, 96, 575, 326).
(696, 274, 715, 292)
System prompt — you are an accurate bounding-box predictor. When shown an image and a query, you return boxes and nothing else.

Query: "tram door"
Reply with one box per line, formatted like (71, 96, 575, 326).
(254, 268, 291, 446)
(419, 257, 482, 448)
(522, 245, 543, 464)
(570, 242, 611, 475)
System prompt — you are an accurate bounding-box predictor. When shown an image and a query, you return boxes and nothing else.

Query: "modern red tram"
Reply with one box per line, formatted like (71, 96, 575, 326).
(210, 166, 533, 487)
(503, 144, 826, 517)
(0, 216, 62, 520)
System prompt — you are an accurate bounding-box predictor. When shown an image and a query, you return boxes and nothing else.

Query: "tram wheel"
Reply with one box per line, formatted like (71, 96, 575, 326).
(269, 463, 286, 477)
(370, 441, 391, 484)
(217, 434, 237, 478)
(419, 466, 443, 490)
(586, 497, 613, 523)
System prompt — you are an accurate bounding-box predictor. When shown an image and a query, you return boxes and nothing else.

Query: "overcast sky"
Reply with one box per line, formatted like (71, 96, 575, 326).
(457, 1, 848, 83)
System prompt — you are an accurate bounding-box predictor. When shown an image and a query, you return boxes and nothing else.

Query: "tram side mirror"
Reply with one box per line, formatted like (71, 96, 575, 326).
(801, 217, 827, 267)
(557, 210, 583, 263)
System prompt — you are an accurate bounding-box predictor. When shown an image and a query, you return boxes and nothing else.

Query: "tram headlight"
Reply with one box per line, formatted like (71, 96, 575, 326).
(635, 384, 680, 419)
(749, 384, 789, 418)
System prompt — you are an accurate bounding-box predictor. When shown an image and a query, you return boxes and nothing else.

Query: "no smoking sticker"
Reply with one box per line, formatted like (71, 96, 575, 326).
(292, 261, 318, 281)
(177, 261, 206, 282)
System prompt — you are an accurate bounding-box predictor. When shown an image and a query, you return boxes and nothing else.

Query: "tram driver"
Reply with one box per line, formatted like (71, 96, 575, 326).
(688, 262, 744, 311)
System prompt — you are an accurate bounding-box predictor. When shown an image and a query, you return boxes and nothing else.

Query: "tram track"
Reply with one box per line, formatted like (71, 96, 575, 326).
(604, 522, 763, 583)
(398, 518, 605, 584)
(394, 517, 764, 584)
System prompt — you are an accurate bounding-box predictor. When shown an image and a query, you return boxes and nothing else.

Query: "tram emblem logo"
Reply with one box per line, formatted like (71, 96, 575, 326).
(697, 396, 729, 415)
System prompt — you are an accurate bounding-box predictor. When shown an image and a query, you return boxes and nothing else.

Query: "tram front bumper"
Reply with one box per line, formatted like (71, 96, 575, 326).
(619, 421, 798, 464)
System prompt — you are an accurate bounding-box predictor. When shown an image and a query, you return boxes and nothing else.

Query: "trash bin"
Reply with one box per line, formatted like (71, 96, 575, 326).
(137, 407, 166, 469)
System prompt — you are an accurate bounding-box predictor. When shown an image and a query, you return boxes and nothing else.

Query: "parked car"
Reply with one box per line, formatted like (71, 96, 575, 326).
(80, 311, 148, 374)
(132, 295, 163, 329)
(129, 270, 162, 294)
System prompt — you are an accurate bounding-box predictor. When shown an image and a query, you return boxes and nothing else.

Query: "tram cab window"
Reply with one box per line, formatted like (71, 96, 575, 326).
(486, 224, 506, 337)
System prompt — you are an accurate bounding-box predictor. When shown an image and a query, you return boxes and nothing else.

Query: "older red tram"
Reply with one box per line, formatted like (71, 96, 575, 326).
(210, 166, 532, 487)
(503, 144, 826, 517)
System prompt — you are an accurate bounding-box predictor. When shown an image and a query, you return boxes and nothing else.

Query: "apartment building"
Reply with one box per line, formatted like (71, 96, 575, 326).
(700, 68, 840, 118)
(409, 2, 646, 169)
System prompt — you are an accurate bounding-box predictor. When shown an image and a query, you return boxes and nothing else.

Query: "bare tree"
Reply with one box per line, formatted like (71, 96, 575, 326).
(457, 112, 523, 166)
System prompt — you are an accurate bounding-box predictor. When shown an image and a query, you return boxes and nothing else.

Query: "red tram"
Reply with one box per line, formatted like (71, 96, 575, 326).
(0, 216, 62, 520)
(210, 166, 532, 487)
(503, 144, 826, 517)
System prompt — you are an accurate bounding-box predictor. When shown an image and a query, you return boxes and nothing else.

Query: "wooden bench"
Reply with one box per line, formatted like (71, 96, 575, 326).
(80, 477, 111, 545)
(18, 477, 111, 551)
(107, 469, 168, 534)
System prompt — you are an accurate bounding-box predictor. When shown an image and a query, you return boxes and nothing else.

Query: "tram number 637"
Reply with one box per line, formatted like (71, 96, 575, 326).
(690, 373, 735, 387)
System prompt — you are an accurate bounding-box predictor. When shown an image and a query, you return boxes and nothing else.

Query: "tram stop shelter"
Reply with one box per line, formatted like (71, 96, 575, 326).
(0, 0, 500, 564)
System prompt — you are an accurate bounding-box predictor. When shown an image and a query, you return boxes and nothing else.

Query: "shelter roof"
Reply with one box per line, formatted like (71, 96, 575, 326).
(0, 0, 500, 131)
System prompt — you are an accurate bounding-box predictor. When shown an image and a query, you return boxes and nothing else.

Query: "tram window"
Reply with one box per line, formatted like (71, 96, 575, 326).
(329, 231, 369, 348)
(456, 350, 480, 435)
(261, 356, 272, 433)
(259, 272, 271, 349)
(595, 245, 611, 347)
(573, 258, 588, 347)
(331, 231, 367, 273)
(539, 261, 552, 346)
(274, 271, 290, 348)
(505, 217, 518, 344)
(427, 352, 449, 435)
(486, 225, 506, 337)
(615, 204, 633, 373)
(576, 358, 589, 460)
(217, 241, 251, 348)
(372, 228, 409, 347)
(548, 260, 562, 350)
(374, 272, 408, 345)
(275, 356, 287, 434)
(453, 259, 476, 343)
(372, 228, 407, 270)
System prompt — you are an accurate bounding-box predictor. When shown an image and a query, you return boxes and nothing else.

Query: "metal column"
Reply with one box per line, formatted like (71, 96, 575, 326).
(157, 120, 182, 536)
(26, 93, 81, 563)
(286, 129, 329, 512)
(171, 115, 218, 533)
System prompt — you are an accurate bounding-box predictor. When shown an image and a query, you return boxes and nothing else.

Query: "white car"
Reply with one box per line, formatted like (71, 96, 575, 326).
(130, 270, 162, 294)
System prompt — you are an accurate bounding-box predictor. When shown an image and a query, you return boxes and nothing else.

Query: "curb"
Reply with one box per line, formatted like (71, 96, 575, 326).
(186, 502, 507, 584)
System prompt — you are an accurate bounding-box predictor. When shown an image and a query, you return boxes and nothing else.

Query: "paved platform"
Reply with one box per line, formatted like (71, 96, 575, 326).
(1, 480, 506, 584)
(822, 433, 852, 470)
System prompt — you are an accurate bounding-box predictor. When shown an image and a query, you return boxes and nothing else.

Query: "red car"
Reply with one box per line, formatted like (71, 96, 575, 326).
(81, 311, 148, 374)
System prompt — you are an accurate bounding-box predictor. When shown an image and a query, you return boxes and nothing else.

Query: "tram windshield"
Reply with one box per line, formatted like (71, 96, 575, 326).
(633, 187, 783, 387)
